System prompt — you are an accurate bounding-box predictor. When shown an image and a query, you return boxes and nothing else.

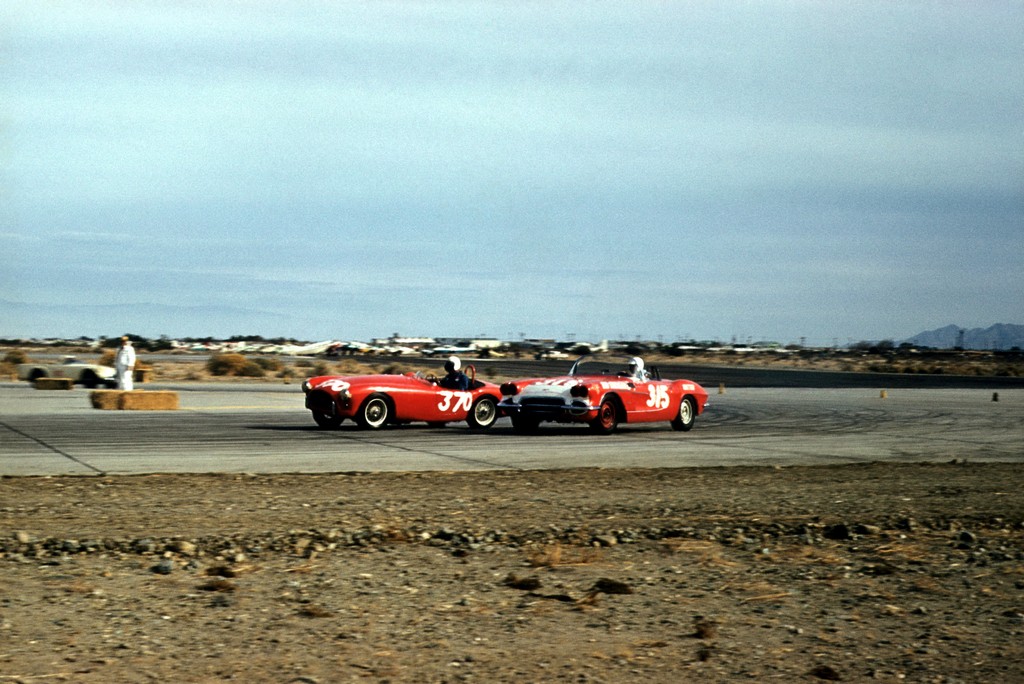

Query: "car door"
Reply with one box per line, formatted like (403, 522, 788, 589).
(629, 378, 673, 421)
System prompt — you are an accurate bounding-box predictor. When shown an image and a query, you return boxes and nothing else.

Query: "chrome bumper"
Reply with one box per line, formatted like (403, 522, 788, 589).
(498, 399, 599, 416)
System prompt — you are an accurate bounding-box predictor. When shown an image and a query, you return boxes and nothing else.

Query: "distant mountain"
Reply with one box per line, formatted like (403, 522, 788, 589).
(904, 324, 1024, 350)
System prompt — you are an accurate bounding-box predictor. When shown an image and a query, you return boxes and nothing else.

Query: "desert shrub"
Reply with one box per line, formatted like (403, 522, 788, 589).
(334, 359, 374, 375)
(252, 356, 283, 372)
(239, 361, 266, 377)
(207, 353, 250, 376)
(4, 350, 29, 365)
(311, 361, 331, 376)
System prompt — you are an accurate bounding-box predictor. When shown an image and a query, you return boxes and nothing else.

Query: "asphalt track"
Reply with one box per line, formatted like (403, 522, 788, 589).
(1, 379, 1021, 476)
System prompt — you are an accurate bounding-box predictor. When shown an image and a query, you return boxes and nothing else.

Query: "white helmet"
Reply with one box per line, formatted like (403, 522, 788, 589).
(629, 356, 644, 371)
(445, 355, 462, 372)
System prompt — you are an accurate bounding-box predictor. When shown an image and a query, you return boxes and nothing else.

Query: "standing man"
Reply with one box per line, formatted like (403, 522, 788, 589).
(115, 336, 136, 391)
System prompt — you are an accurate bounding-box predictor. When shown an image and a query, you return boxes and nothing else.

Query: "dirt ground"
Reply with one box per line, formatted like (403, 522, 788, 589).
(4, 345, 1022, 385)
(1, 463, 1022, 683)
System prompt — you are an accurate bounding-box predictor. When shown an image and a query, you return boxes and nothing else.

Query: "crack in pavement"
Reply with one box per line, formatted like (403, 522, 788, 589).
(0, 421, 106, 475)
(312, 430, 524, 470)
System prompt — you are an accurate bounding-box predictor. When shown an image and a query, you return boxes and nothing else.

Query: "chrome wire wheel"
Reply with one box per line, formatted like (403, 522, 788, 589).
(468, 396, 498, 430)
(357, 395, 389, 429)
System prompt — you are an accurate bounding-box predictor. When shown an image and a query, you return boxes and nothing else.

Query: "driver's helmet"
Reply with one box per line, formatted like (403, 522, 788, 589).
(444, 355, 462, 374)
(628, 356, 644, 373)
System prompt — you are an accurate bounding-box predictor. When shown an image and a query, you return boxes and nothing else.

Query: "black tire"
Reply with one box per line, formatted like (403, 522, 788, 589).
(467, 396, 498, 430)
(312, 409, 342, 429)
(588, 398, 619, 435)
(29, 369, 46, 382)
(671, 396, 696, 432)
(510, 414, 540, 434)
(355, 394, 390, 430)
(80, 370, 99, 389)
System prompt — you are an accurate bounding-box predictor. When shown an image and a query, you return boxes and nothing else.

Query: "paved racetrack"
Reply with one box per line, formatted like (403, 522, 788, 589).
(1, 380, 1020, 476)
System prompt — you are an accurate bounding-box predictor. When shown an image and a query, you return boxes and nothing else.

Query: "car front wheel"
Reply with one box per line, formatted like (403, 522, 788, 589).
(312, 409, 342, 429)
(511, 415, 540, 434)
(467, 396, 498, 430)
(589, 398, 618, 435)
(671, 396, 696, 431)
(356, 394, 390, 429)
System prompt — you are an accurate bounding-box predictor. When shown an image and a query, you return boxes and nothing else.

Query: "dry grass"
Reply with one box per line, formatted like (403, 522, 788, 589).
(526, 542, 604, 568)
(764, 544, 850, 566)
(659, 539, 740, 567)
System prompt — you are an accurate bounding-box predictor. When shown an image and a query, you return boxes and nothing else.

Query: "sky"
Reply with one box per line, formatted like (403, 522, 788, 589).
(2, 1, 1022, 346)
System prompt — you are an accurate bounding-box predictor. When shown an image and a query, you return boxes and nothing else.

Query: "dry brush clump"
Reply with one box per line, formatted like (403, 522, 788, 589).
(1, 349, 29, 378)
(206, 352, 267, 377)
(3, 349, 29, 366)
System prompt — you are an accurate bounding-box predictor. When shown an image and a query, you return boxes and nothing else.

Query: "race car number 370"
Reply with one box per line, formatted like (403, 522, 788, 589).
(438, 391, 472, 412)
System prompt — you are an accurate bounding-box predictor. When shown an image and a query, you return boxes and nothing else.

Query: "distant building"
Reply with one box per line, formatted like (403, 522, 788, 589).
(372, 335, 436, 349)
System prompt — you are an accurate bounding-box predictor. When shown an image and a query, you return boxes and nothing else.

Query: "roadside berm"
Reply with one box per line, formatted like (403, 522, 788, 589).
(0, 462, 1021, 682)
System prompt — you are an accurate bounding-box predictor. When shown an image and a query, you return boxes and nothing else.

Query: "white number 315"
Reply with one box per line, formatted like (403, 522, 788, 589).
(646, 385, 670, 409)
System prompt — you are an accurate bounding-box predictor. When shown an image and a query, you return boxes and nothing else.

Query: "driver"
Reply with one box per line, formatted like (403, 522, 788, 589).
(628, 356, 650, 382)
(438, 355, 470, 390)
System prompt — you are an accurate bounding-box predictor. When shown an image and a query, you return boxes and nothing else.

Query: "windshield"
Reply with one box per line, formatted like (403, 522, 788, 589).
(569, 355, 637, 378)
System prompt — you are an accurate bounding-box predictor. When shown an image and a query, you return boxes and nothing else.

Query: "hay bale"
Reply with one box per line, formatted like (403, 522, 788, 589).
(35, 377, 74, 390)
(118, 391, 179, 411)
(90, 390, 122, 409)
(89, 390, 179, 410)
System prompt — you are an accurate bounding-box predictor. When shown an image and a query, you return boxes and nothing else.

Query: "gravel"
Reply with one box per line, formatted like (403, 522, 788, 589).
(1, 462, 1022, 682)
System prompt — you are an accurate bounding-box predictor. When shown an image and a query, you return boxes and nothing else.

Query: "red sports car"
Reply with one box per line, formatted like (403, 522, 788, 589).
(302, 366, 502, 430)
(498, 355, 708, 434)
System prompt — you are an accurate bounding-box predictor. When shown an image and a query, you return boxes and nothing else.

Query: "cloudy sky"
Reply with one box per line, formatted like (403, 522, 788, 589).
(2, 2, 1022, 345)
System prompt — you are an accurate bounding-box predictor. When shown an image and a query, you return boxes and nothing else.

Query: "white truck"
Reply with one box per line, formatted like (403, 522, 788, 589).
(18, 356, 118, 388)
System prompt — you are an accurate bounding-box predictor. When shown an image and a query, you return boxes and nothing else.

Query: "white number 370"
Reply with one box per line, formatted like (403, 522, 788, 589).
(438, 391, 473, 413)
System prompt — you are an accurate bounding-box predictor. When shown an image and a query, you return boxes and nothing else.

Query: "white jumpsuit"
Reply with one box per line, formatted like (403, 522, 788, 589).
(115, 343, 136, 391)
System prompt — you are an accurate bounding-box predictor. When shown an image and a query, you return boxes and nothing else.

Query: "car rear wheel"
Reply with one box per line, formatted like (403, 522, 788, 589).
(80, 370, 100, 388)
(589, 398, 618, 435)
(671, 396, 696, 431)
(356, 394, 390, 429)
(467, 396, 498, 430)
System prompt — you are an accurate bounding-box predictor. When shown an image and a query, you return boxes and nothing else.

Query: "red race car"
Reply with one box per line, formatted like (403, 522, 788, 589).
(498, 355, 708, 434)
(302, 363, 501, 430)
